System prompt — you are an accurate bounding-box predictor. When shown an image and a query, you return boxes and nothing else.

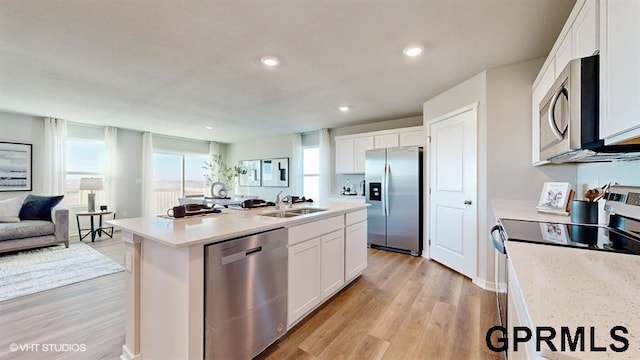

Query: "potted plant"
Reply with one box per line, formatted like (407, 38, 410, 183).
(203, 155, 246, 196)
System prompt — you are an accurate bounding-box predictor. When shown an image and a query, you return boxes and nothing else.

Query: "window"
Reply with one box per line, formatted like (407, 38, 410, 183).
(302, 147, 319, 201)
(152, 152, 208, 213)
(66, 138, 105, 205)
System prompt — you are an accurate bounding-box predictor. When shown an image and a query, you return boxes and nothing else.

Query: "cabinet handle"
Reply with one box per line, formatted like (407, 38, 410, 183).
(464, 200, 472, 205)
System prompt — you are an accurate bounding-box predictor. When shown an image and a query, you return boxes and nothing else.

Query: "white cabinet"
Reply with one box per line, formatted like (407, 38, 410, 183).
(555, 32, 573, 75)
(287, 237, 321, 327)
(399, 130, 424, 147)
(321, 229, 345, 299)
(374, 133, 399, 149)
(531, 0, 601, 165)
(600, 0, 640, 144)
(573, 0, 598, 58)
(335, 126, 422, 174)
(345, 218, 367, 282)
(287, 215, 346, 326)
(507, 259, 537, 359)
(354, 137, 374, 173)
(335, 138, 355, 174)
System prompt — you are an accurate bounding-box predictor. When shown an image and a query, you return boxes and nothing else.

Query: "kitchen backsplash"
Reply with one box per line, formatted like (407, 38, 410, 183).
(576, 161, 640, 194)
(336, 174, 365, 196)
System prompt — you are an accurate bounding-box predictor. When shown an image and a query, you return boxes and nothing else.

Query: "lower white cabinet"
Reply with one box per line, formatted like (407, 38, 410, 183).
(287, 211, 368, 327)
(345, 220, 367, 282)
(507, 258, 536, 359)
(287, 237, 321, 327)
(321, 229, 345, 300)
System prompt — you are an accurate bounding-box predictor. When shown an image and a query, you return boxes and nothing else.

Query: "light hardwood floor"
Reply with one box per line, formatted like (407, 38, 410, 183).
(0, 236, 500, 360)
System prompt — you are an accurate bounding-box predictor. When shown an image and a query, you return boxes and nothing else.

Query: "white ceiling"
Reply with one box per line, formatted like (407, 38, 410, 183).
(0, 0, 575, 143)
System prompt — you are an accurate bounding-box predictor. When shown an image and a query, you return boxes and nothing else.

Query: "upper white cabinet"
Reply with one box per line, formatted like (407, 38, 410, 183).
(354, 137, 374, 173)
(599, 0, 640, 144)
(399, 130, 425, 147)
(374, 133, 399, 149)
(531, 0, 600, 165)
(555, 32, 573, 75)
(573, 0, 598, 59)
(335, 126, 423, 174)
(335, 138, 355, 174)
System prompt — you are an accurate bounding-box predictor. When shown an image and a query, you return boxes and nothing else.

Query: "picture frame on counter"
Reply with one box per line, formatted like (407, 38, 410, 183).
(0, 142, 32, 192)
(536, 182, 573, 216)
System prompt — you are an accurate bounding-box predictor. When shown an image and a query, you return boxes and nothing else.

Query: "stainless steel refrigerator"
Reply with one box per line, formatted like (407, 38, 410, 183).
(365, 146, 423, 256)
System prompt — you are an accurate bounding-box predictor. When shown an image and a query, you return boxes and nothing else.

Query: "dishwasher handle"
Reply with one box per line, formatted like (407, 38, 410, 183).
(245, 246, 262, 256)
(221, 243, 275, 265)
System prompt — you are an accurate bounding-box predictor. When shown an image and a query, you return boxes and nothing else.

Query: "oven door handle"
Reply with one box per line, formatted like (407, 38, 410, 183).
(490, 224, 506, 255)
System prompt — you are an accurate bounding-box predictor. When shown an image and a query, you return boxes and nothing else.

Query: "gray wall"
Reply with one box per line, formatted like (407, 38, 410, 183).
(423, 58, 578, 288)
(226, 134, 293, 201)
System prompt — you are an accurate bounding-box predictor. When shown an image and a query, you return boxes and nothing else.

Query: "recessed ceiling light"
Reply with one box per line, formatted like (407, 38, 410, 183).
(260, 56, 280, 67)
(403, 44, 424, 57)
(338, 105, 351, 112)
(205, 126, 213, 130)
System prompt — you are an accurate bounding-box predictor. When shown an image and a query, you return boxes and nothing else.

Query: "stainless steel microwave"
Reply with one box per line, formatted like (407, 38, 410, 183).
(539, 55, 599, 162)
(538, 54, 640, 162)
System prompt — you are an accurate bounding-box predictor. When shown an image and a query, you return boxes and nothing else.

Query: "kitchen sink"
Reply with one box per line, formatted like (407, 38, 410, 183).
(286, 208, 327, 215)
(260, 208, 327, 218)
(260, 211, 300, 218)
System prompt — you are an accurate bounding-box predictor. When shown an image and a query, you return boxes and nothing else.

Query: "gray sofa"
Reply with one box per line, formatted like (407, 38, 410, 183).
(0, 208, 69, 254)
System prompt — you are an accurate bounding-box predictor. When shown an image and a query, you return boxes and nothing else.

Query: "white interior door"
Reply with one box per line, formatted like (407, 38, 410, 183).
(428, 105, 477, 278)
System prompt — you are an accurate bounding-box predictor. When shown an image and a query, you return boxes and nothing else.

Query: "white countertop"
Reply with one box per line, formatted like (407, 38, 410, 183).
(108, 201, 366, 248)
(506, 241, 640, 359)
(492, 199, 576, 224)
(494, 200, 639, 359)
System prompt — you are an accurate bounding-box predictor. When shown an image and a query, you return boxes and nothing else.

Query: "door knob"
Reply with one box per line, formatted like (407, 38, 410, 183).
(464, 200, 472, 205)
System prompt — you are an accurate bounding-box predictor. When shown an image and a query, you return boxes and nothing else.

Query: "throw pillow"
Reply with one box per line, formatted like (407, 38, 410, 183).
(0, 196, 26, 223)
(19, 194, 64, 221)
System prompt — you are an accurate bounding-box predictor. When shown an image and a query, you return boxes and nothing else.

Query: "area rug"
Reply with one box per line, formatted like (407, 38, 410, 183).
(0, 242, 124, 302)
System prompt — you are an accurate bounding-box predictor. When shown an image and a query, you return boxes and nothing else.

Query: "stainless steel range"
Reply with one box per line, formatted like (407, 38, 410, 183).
(491, 185, 640, 345)
(500, 185, 640, 255)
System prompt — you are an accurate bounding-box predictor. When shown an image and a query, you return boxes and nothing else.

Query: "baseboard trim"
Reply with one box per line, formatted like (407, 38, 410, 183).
(473, 277, 497, 291)
(120, 345, 140, 360)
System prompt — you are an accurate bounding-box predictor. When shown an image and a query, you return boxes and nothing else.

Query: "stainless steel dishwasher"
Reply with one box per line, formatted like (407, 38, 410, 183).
(204, 227, 287, 360)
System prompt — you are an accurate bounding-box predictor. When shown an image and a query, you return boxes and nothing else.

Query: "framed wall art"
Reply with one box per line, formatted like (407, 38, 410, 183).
(261, 157, 289, 187)
(238, 159, 261, 187)
(0, 142, 32, 192)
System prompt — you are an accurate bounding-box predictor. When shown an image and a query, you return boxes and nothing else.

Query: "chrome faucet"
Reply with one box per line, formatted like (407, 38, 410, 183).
(276, 193, 292, 210)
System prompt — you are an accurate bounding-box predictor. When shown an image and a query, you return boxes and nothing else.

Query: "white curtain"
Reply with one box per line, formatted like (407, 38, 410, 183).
(141, 132, 155, 216)
(290, 133, 303, 196)
(319, 128, 331, 202)
(43, 118, 67, 195)
(104, 127, 118, 212)
(209, 141, 220, 157)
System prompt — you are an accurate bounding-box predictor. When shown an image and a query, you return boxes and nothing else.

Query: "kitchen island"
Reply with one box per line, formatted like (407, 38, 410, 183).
(108, 201, 367, 360)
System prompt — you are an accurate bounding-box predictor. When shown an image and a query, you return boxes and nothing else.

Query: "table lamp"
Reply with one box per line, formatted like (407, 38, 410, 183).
(79, 177, 103, 212)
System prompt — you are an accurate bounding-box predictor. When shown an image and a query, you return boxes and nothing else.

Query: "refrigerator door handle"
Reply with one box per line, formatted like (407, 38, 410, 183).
(381, 164, 386, 216)
(384, 163, 390, 216)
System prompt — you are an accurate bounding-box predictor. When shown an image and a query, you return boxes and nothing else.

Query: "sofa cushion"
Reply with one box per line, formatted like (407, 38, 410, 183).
(0, 196, 26, 223)
(19, 194, 64, 221)
(0, 221, 55, 241)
